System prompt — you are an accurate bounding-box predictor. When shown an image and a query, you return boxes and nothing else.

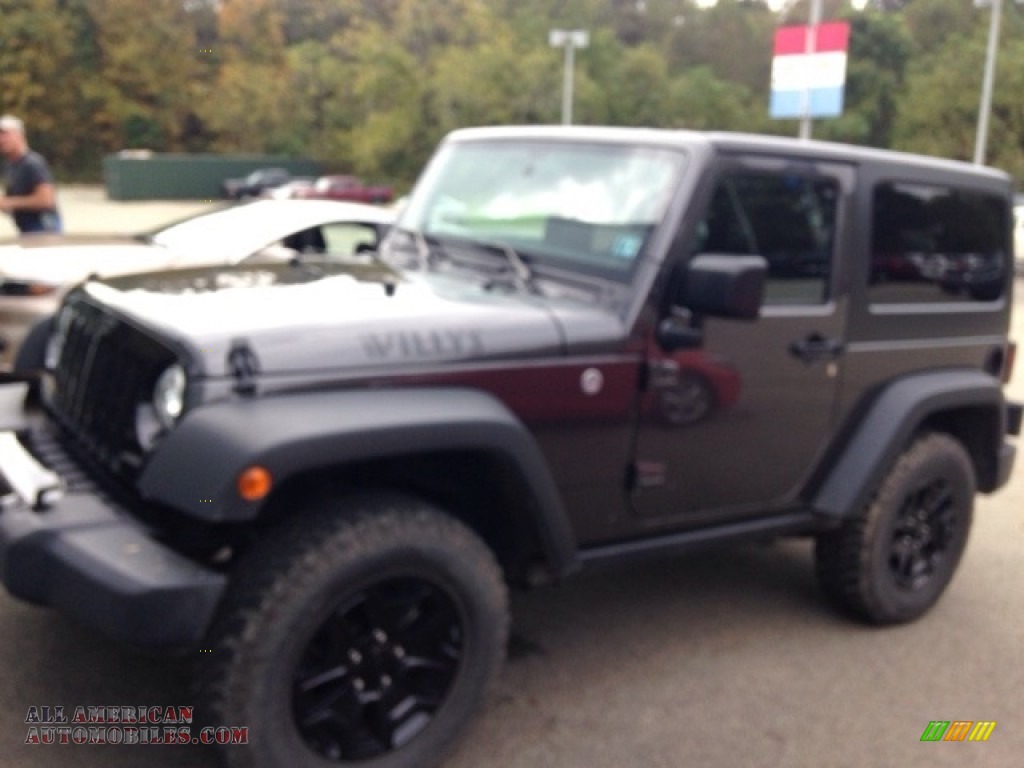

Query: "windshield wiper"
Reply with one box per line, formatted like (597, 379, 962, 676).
(381, 226, 442, 270)
(464, 238, 535, 294)
(382, 229, 533, 292)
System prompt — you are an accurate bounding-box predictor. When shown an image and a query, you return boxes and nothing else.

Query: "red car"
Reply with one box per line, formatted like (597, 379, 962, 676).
(643, 349, 742, 427)
(291, 175, 394, 205)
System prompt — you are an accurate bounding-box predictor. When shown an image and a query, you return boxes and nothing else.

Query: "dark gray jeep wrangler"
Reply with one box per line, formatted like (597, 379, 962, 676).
(0, 127, 1020, 768)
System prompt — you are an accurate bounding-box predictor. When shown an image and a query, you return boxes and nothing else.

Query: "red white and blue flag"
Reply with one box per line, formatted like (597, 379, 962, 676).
(770, 22, 850, 119)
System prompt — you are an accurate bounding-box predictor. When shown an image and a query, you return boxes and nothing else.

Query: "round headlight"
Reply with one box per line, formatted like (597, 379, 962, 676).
(153, 364, 186, 428)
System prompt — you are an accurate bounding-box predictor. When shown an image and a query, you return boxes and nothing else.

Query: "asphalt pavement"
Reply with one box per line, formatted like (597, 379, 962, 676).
(0, 190, 1021, 767)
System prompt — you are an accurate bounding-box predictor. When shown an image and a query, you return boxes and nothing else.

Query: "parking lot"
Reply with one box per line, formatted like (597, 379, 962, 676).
(0, 186, 219, 240)
(0, 190, 1022, 767)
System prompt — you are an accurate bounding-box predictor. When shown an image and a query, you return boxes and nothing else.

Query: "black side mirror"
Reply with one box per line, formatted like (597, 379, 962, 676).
(658, 254, 767, 352)
(677, 253, 767, 320)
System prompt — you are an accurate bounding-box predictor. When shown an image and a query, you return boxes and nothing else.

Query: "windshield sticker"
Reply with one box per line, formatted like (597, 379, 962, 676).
(611, 235, 643, 260)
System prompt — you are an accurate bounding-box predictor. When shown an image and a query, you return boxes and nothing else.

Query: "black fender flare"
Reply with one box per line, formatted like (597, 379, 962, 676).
(811, 369, 1009, 521)
(138, 387, 579, 577)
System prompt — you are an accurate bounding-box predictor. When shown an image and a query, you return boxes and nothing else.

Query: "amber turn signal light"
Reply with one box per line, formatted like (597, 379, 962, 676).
(237, 465, 272, 501)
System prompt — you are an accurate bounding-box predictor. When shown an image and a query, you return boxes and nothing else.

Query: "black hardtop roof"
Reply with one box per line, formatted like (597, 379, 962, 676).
(446, 125, 1012, 187)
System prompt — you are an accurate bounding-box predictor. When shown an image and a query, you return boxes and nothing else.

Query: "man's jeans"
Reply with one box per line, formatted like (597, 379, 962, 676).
(19, 211, 62, 234)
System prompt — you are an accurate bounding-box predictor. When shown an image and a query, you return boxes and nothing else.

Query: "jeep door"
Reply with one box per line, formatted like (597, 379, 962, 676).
(631, 154, 853, 523)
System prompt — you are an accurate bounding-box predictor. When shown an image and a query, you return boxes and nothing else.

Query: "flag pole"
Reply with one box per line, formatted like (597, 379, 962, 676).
(799, 0, 824, 140)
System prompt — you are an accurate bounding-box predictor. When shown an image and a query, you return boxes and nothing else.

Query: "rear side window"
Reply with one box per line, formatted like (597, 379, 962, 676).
(869, 182, 1008, 304)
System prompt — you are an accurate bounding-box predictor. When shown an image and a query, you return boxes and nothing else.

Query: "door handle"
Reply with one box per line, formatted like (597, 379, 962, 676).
(789, 333, 845, 364)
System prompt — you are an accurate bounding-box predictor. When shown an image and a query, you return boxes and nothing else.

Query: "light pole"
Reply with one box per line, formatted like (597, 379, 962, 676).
(549, 29, 589, 125)
(974, 0, 1004, 165)
(974, 0, 1024, 165)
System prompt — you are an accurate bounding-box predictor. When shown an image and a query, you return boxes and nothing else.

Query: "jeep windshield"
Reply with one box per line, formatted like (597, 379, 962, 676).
(390, 139, 687, 279)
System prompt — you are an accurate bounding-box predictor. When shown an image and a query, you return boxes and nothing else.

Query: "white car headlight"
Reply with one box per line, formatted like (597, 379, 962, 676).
(153, 364, 187, 429)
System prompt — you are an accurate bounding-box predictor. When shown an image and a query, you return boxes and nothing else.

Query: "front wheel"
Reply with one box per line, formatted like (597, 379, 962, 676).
(815, 433, 975, 624)
(198, 495, 509, 768)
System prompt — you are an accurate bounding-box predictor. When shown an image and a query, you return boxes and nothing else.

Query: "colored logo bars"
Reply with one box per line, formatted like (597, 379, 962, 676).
(920, 721, 997, 742)
(770, 22, 850, 120)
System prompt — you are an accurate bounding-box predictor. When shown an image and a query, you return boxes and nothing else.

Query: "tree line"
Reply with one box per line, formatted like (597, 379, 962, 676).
(2, 0, 1024, 189)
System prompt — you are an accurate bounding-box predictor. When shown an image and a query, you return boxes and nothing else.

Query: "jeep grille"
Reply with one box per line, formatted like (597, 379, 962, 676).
(44, 299, 175, 485)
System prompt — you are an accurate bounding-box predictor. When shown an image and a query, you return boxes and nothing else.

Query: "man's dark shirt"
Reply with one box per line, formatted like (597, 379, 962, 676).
(3, 150, 61, 233)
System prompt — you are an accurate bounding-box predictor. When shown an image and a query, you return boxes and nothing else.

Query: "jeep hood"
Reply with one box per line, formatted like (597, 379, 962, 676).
(83, 260, 596, 377)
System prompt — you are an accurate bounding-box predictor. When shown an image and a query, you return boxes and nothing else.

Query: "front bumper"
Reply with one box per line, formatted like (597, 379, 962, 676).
(0, 383, 225, 652)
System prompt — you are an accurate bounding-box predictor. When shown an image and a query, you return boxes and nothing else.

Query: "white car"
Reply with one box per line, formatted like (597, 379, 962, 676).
(262, 178, 316, 200)
(0, 199, 393, 368)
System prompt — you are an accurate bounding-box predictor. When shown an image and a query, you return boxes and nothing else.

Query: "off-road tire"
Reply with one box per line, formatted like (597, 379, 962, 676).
(815, 433, 975, 624)
(196, 494, 509, 768)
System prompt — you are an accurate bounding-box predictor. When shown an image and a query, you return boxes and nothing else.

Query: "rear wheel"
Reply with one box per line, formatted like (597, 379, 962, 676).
(198, 494, 508, 768)
(815, 433, 975, 624)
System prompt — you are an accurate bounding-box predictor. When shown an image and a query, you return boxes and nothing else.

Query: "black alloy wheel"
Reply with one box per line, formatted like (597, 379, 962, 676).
(292, 577, 464, 760)
(815, 433, 975, 624)
(886, 478, 959, 592)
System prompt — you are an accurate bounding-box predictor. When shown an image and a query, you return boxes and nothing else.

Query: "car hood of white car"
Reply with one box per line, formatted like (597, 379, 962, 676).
(0, 237, 187, 285)
(0, 200, 395, 287)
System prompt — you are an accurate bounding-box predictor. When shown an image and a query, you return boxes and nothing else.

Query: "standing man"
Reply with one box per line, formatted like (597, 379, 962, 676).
(0, 114, 62, 234)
